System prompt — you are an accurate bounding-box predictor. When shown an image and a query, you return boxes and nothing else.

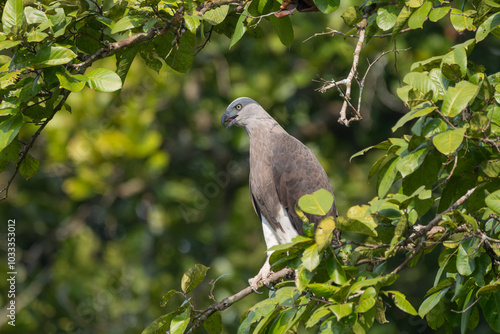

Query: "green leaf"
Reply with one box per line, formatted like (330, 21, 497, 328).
(170, 309, 190, 334)
(418, 286, 450, 317)
(0, 113, 23, 152)
(450, 8, 475, 33)
(392, 6, 414, 41)
(2, 0, 23, 33)
(476, 12, 500, 42)
(376, 6, 398, 31)
(456, 244, 475, 276)
(396, 146, 429, 177)
(405, 0, 424, 7)
(329, 303, 353, 320)
(393, 106, 435, 133)
(408, 1, 432, 29)
(429, 6, 450, 22)
(477, 282, 500, 297)
(204, 311, 222, 334)
(24, 6, 48, 24)
(301, 243, 320, 271)
(357, 287, 377, 312)
(298, 188, 334, 216)
(378, 157, 400, 198)
(111, 16, 145, 34)
(86, 68, 122, 92)
(442, 46, 467, 79)
(158, 31, 196, 73)
(341, 6, 362, 27)
(441, 81, 478, 117)
(56, 69, 87, 92)
(142, 313, 175, 334)
(479, 291, 500, 332)
(34, 46, 77, 68)
(203, 5, 229, 25)
(116, 45, 138, 86)
(19, 153, 40, 180)
(432, 127, 466, 155)
(315, 216, 335, 251)
(230, 12, 247, 49)
(269, 15, 294, 47)
(306, 307, 331, 328)
(313, 0, 340, 13)
(184, 15, 201, 33)
(388, 290, 418, 315)
(160, 289, 178, 308)
(0, 40, 21, 51)
(486, 190, 500, 215)
(326, 251, 347, 284)
(403, 72, 439, 96)
(0, 139, 20, 162)
(181, 264, 210, 294)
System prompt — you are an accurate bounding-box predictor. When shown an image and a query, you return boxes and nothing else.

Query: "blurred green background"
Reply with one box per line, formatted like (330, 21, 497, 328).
(1, 3, 499, 333)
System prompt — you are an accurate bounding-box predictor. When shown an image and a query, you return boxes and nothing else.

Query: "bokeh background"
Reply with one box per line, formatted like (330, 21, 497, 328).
(1, 2, 499, 333)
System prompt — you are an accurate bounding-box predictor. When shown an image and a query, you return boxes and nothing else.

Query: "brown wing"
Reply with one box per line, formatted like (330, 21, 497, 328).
(271, 132, 337, 234)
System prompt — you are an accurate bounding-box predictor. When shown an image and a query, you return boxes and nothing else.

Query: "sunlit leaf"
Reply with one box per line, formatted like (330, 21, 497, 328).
(429, 6, 450, 22)
(357, 287, 377, 312)
(230, 12, 247, 48)
(86, 68, 122, 92)
(111, 16, 145, 34)
(203, 5, 229, 25)
(56, 70, 88, 92)
(181, 264, 210, 294)
(315, 216, 335, 251)
(298, 188, 334, 216)
(432, 127, 466, 155)
(170, 309, 190, 334)
(301, 243, 320, 271)
(476, 12, 500, 42)
(388, 290, 418, 315)
(486, 190, 500, 215)
(418, 286, 450, 317)
(0, 113, 22, 152)
(376, 6, 398, 31)
(329, 303, 353, 320)
(2, 0, 23, 33)
(442, 81, 478, 115)
(408, 1, 432, 29)
(34, 46, 77, 68)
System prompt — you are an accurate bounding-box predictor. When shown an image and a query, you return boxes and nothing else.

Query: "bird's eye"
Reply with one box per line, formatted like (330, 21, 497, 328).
(235, 104, 242, 110)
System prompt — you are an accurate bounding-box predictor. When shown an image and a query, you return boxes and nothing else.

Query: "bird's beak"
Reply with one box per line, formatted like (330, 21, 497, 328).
(221, 112, 238, 129)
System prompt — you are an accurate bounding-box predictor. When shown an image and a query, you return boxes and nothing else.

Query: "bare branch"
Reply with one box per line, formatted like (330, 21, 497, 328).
(186, 268, 293, 334)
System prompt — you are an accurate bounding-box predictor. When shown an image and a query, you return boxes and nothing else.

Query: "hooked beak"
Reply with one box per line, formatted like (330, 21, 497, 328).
(221, 113, 238, 129)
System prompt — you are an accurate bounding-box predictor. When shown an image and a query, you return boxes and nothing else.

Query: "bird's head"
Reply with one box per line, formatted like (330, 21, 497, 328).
(221, 97, 261, 129)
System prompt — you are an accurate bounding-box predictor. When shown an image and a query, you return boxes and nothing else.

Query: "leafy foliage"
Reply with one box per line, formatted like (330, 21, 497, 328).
(2, 0, 500, 333)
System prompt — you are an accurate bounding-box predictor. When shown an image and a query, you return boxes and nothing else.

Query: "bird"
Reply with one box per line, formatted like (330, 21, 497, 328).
(221, 97, 337, 292)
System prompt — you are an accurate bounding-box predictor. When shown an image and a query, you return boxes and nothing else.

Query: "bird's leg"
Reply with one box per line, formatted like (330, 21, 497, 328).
(248, 254, 274, 293)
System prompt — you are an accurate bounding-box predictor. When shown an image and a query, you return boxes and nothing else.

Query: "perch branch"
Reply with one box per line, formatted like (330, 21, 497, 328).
(186, 268, 293, 334)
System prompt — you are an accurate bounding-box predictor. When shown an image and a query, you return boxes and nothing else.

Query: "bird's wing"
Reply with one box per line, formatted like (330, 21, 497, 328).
(271, 132, 337, 233)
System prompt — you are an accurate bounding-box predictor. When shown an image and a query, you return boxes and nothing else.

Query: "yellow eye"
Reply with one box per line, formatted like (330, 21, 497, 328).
(235, 104, 242, 110)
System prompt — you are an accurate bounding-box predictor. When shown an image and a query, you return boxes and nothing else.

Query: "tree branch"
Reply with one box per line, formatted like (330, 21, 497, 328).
(391, 186, 478, 274)
(186, 268, 293, 334)
(70, 6, 185, 73)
